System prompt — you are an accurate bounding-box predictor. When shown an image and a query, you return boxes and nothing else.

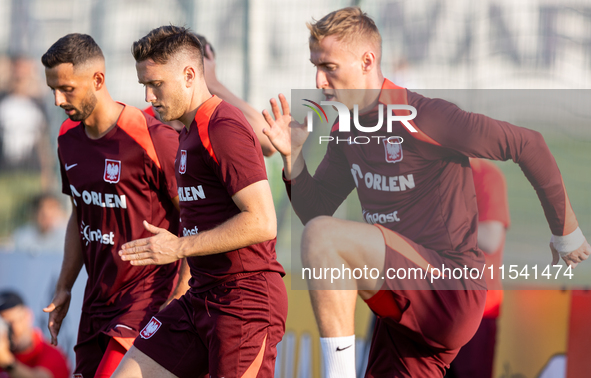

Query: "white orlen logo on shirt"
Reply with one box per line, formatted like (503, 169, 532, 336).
(103, 159, 121, 184)
(383, 137, 403, 163)
(140, 317, 162, 339)
(179, 150, 187, 174)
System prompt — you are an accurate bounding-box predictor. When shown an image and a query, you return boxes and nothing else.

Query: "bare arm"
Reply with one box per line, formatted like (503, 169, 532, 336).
(43, 200, 84, 345)
(203, 45, 276, 157)
(119, 180, 276, 265)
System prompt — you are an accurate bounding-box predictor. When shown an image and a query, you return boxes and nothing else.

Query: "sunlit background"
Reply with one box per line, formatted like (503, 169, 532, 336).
(1, 1, 590, 377)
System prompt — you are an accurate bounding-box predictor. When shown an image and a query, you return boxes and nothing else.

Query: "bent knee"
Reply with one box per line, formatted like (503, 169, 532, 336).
(303, 216, 337, 240)
(301, 216, 341, 267)
(301, 217, 384, 270)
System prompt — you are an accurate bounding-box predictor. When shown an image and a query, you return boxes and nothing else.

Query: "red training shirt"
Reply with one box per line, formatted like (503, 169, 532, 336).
(57, 104, 180, 333)
(0, 330, 69, 378)
(175, 95, 284, 291)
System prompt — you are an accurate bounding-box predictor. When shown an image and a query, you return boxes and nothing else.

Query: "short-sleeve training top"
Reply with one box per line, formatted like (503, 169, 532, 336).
(57, 104, 180, 317)
(175, 96, 284, 291)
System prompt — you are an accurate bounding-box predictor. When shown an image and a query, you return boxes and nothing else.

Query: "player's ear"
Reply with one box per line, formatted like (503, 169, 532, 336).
(93, 71, 105, 90)
(361, 51, 376, 74)
(184, 66, 196, 87)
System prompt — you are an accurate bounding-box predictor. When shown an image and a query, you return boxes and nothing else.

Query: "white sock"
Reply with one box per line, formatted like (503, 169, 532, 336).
(320, 335, 356, 378)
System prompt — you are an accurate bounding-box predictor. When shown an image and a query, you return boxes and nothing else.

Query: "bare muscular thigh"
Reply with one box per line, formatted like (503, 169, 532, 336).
(301, 216, 386, 298)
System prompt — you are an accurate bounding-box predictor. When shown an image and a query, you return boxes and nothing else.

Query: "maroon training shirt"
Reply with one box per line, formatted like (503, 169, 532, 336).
(175, 95, 284, 291)
(287, 80, 578, 269)
(57, 104, 180, 319)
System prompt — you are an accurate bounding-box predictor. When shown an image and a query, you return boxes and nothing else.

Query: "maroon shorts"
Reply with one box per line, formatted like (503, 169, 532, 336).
(74, 308, 152, 377)
(362, 226, 487, 377)
(134, 272, 288, 378)
(446, 317, 497, 378)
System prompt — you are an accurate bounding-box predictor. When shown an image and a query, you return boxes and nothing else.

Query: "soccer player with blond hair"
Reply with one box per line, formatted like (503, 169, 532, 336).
(263, 7, 590, 377)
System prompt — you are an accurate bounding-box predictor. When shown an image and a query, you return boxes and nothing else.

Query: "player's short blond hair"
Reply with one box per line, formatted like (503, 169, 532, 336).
(307, 7, 381, 58)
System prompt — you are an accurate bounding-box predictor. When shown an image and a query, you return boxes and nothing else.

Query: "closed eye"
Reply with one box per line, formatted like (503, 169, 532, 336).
(138, 81, 162, 88)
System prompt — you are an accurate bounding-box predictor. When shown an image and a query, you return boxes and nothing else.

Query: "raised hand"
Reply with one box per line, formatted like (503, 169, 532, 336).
(262, 94, 309, 159)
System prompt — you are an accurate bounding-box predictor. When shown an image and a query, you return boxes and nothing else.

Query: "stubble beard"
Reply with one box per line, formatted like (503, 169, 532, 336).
(158, 95, 185, 123)
(68, 90, 98, 122)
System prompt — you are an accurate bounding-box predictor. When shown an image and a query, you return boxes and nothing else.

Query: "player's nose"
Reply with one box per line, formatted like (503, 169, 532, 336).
(54, 90, 66, 107)
(316, 69, 328, 89)
(145, 87, 157, 103)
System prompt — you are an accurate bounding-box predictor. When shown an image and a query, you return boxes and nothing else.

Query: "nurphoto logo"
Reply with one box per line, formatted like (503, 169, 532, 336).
(303, 100, 417, 145)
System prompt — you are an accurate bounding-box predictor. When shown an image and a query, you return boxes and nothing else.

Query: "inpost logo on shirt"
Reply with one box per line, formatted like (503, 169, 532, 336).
(79, 221, 115, 246)
(183, 225, 199, 236)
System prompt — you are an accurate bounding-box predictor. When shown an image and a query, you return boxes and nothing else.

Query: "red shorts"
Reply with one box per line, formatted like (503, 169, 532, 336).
(134, 272, 288, 378)
(363, 226, 487, 377)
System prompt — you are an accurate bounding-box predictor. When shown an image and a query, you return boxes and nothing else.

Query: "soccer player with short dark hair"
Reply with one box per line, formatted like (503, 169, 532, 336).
(144, 32, 277, 156)
(262, 7, 590, 377)
(112, 26, 287, 378)
(41, 33, 181, 378)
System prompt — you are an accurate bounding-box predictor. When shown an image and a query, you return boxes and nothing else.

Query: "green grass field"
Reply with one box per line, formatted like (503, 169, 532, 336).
(500, 129, 591, 288)
(0, 172, 44, 242)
